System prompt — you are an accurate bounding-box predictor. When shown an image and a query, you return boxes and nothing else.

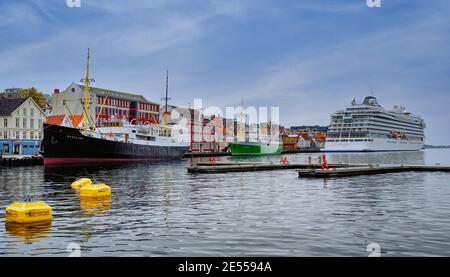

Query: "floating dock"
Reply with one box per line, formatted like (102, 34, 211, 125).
(298, 165, 450, 178)
(187, 162, 361, 174)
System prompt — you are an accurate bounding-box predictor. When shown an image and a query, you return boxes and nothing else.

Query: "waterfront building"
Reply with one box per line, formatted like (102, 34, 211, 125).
(282, 134, 299, 152)
(288, 127, 327, 149)
(297, 133, 312, 149)
(160, 105, 231, 152)
(50, 83, 160, 127)
(0, 98, 46, 155)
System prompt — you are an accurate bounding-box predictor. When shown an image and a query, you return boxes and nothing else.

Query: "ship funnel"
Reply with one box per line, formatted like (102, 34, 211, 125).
(362, 96, 378, 106)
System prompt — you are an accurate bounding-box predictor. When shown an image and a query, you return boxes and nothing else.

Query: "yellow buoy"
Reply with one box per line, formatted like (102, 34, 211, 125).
(5, 202, 52, 224)
(79, 183, 111, 198)
(71, 178, 92, 189)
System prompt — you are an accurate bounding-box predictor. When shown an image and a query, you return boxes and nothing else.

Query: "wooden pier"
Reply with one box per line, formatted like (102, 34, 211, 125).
(0, 156, 43, 167)
(297, 165, 450, 178)
(187, 162, 450, 176)
(187, 162, 361, 174)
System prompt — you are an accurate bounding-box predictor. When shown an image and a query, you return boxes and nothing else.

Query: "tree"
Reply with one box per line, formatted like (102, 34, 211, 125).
(18, 87, 48, 111)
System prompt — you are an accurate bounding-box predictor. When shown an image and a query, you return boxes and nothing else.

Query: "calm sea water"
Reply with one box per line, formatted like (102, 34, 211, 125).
(1, 149, 450, 257)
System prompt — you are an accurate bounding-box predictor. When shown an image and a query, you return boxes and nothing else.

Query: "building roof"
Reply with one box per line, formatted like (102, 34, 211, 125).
(299, 133, 311, 141)
(77, 84, 158, 105)
(69, 115, 84, 127)
(46, 115, 68, 125)
(0, 98, 27, 116)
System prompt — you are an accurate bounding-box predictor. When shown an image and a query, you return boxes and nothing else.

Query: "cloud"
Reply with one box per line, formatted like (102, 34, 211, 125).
(0, 0, 449, 144)
(0, 2, 42, 27)
(0, 0, 248, 72)
(200, 12, 450, 144)
(292, 2, 365, 13)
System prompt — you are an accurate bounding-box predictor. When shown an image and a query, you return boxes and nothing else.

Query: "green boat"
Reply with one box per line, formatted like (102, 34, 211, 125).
(229, 141, 283, 156)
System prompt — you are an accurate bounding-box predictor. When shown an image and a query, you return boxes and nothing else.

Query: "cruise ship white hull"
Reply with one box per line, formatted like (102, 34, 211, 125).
(322, 138, 424, 152)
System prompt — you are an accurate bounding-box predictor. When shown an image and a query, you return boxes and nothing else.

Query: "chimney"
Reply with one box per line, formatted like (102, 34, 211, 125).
(54, 89, 60, 94)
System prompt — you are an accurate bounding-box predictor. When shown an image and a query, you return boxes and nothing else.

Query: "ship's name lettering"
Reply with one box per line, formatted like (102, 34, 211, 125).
(66, 135, 83, 140)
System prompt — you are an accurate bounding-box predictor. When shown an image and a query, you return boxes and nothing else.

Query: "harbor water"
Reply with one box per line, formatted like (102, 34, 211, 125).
(1, 149, 450, 256)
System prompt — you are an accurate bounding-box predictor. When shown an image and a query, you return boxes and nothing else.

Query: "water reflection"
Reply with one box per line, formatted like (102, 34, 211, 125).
(329, 151, 425, 165)
(79, 197, 111, 216)
(228, 150, 426, 166)
(1, 150, 450, 256)
(5, 221, 52, 242)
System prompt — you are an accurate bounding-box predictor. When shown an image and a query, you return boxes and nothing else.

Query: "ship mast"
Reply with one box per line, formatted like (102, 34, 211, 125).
(161, 70, 171, 134)
(81, 48, 95, 131)
(164, 70, 170, 114)
(238, 99, 245, 141)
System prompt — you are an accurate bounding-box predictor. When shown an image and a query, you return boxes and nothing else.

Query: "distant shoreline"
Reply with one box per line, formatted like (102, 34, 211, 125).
(424, 145, 450, 149)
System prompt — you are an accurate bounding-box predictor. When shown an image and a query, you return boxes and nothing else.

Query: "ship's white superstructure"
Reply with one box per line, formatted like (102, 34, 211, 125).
(84, 121, 190, 147)
(323, 96, 425, 152)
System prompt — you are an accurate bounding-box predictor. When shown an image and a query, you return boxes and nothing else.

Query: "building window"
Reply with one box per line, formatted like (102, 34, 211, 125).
(38, 119, 42, 128)
(38, 132, 42, 139)
(16, 118, 19, 128)
(31, 131, 34, 139)
(23, 108, 27, 116)
(23, 118, 27, 128)
(31, 108, 34, 117)
(30, 119, 34, 129)
(4, 131, 7, 139)
(3, 118, 7, 127)
(15, 132, 19, 139)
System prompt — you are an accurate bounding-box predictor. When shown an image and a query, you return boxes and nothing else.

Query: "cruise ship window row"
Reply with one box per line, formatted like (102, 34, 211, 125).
(333, 111, 423, 127)
(374, 113, 423, 124)
(327, 131, 423, 141)
(330, 120, 424, 134)
(331, 117, 423, 130)
(366, 126, 424, 136)
(367, 125, 423, 135)
(371, 116, 424, 129)
(326, 139, 374, 142)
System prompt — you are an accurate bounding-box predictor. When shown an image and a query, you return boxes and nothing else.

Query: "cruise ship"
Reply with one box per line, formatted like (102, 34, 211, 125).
(323, 96, 425, 152)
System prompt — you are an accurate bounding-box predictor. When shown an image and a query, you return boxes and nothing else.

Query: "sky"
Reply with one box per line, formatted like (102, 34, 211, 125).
(0, 0, 449, 144)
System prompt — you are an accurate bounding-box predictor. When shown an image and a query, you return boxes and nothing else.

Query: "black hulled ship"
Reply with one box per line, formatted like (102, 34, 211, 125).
(42, 123, 190, 166)
(43, 49, 190, 166)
